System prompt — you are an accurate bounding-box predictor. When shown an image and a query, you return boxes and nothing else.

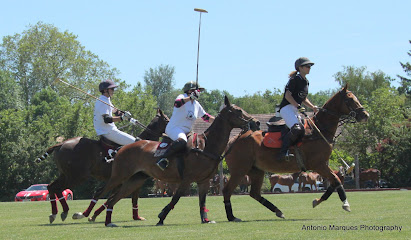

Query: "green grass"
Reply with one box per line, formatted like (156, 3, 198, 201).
(0, 191, 409, 240)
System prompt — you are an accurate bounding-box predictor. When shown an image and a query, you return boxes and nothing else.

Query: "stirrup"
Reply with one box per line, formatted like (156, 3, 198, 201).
(156, 158, 169, 171)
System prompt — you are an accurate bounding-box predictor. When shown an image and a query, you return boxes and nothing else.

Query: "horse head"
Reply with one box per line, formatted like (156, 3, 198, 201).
(323, 84, 369, 123)
(220, 96, 260, 131)
(143, 109, 169, 141)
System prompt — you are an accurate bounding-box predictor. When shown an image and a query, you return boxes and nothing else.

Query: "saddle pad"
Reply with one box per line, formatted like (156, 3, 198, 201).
(154, 138, 173, 157)
(262, 132, 282, 148)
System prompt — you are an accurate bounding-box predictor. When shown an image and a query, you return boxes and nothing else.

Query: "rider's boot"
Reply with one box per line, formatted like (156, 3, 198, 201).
(156, 139, 187, 171)
(277, 132, 293, 161)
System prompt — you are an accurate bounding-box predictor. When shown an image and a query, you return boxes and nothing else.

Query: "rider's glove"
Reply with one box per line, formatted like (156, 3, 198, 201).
(297, 105, 306, 113)
(121, 111, 132, 121)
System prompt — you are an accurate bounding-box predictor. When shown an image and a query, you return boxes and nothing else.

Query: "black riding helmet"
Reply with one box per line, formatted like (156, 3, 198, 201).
(183, 81, 205, 93)
(99, 80, 118, 93)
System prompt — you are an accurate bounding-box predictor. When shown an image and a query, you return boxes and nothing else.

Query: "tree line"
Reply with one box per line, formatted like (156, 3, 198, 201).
(0, 22, 409, 201)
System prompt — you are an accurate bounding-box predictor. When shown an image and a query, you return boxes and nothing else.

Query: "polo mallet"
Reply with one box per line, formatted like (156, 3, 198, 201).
(302, 112, 355, 174)
(194, 8, 208, 90)
(53, 78, 116, 109)
(53, 78, 149, 130)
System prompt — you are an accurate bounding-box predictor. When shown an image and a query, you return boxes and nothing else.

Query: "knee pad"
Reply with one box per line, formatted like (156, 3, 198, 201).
(289, 123, 305, 142)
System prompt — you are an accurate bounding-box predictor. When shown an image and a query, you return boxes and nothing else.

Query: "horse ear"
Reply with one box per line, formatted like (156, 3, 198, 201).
(343, 83, 348, 91)
(158, 108, 163, 115)
(224, 95, 231, 106)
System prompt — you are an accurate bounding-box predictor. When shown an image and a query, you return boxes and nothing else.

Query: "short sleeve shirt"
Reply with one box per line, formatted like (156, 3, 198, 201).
(279, 74, 309, 109)
(93, 95, 118, 135)
(166, 93, 207, 134)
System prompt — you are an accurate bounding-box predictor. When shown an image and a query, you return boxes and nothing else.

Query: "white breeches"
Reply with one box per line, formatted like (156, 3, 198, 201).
(166, 127, 188, 142)
(279, 104, 302, 128)
(102, 129, 136, 145)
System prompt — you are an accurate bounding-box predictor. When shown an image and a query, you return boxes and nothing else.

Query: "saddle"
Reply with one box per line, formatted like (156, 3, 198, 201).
(154, 132, 202, 157)
(99, 136, 121, 158)
(262, 119, 311, 149)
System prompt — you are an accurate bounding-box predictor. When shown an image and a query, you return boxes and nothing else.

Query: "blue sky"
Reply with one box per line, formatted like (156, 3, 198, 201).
(1, 0, 410, 97)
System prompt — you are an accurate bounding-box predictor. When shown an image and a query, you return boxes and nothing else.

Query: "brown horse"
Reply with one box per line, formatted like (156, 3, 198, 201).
(209, 174, 228, 195)
(239, 175, 251, 193)
(269, 173, 300, 192)
(360, 168, 380, 188)
(298, 172, 321, 191)
(35, 109, 169, 224)
(222, 85, 369, 222)
(91, 96, 259, 227)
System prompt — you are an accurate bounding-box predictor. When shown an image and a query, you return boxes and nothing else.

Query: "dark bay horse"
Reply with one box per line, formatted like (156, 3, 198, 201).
(35, 109, 169, 223)
(91, 96, 259, 227)
(222, 85, 369, 222)
(269, 173, 300, 192)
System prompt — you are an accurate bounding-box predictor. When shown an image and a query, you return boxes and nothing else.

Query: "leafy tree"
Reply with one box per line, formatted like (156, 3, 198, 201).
(143, 64, 175, 113)
(333, 66, 393, 103)
(0, 70, 23, 110)
(398, 40, 411, 105)
(0, 22, 120, 106)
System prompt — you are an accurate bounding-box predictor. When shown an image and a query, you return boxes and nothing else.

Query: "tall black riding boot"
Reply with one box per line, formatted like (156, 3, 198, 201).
(156, 139, 187, 171)
(277, 132, 294, 161)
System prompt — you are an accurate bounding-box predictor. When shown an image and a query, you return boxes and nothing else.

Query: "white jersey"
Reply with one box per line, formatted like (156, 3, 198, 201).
(166, 93, 206, 136)
(93, 95, 118, 135)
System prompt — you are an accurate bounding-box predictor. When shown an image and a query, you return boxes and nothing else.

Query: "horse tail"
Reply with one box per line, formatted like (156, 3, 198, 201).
(34, 143, 63, 163)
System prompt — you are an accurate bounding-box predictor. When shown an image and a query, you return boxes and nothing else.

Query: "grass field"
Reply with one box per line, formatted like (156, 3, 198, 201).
(0, 190, 409, 240)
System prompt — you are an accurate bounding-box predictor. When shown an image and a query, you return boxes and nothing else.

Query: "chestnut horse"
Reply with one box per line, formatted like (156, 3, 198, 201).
(360, 168, 380, 188)
(35, 109, 169, 224)
(91, 96, 259, 227)
(298, 172, 321, 191)
(269, 173, 300, 192)
(222, 85, 369, 222)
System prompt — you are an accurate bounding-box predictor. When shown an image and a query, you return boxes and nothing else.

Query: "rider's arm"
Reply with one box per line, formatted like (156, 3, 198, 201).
(284, 90, 299, 108)
(174, 96, 192, 108)
(302, 98, 318, 113)
(202, 113, 215, 123)
(102, 114, 123, 123)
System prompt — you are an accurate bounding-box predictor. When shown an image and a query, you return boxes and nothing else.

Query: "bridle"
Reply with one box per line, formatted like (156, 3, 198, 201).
(217, 105, 254, 131)
(318, 90, 366, 124)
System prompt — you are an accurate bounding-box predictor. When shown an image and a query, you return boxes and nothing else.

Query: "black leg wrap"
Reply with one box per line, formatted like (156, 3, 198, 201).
(158, 204, 172, 220)
(336, 185, 347, 201)
(321, 186, 335, 201)
(258, 197, 278, 212)
(224, 201, 235, 221)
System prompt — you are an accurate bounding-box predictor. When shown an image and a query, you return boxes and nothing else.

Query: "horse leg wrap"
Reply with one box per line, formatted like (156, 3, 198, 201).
(94, 203, 107, 217)
(83, 199, 97, 217)
(224, 201, 236, 221)
(200, 206, 209, 223)
(336, 185, 347, 202)
(132, 204, 140, 220)
(321, 186, 335, 201)
(158, 204, 173, 221)
(258, 197, 278, 212)
(50, 199, 58, 215)
(105, 208, 113, 226)
(56, 192, 69, 212)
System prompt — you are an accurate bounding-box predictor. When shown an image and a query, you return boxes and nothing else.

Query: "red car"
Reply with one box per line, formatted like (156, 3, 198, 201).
(15, 184, 73, 202)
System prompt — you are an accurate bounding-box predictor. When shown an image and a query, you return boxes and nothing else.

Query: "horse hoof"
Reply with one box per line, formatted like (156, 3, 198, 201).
(49, 214, 57, 224)
(88, 217, 96, 222)
(72, 212, 85, 220)
(202, 220, 216, 224)
(156, 222, 164, 226)
(342, 204, 351, 212)
(61, 212, 68, 221)
(312, 199, 320, 208)
(134, 216, 146, 221)
(276, 211, 285, 219)
(106, 223, 118, 227)
(230, 218, 242, 222)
